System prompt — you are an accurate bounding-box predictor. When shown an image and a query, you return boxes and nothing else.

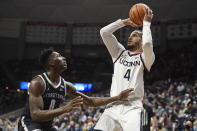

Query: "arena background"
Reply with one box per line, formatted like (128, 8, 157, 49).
(0, 0, 197, 130)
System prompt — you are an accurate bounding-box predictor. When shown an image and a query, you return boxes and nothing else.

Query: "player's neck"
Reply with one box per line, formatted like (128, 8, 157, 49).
(47, 71, 61, 84)
(129, 48, 142, 53)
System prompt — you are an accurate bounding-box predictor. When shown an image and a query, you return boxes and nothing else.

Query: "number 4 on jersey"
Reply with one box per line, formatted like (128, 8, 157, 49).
(49, 99, 56, 110)
(124, 69, 131, 81)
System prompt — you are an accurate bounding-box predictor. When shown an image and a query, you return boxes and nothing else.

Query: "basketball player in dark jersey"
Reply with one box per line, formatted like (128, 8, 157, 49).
(18, 48, 134, 131)
(142, 98, 157, 131)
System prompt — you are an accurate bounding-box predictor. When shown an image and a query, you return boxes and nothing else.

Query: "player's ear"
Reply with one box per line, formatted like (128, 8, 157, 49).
(48, 57, 55, 67)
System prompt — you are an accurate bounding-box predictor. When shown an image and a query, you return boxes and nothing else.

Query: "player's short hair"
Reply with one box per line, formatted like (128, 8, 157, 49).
(39, 48, 54, 70)
(131, 30, 142, 36)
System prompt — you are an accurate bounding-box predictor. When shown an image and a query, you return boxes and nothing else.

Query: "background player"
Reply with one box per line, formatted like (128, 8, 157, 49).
(142, 98, 157, 131)
(94, 7, 155, 131)
(18, 48, 134, 131)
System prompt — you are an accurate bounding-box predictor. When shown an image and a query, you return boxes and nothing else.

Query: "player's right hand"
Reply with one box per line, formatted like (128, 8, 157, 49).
(122, 18, 138, 27)
(63, 96, 83, 112)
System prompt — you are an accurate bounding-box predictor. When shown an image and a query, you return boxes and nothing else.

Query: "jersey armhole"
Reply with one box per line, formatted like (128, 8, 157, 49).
(140, 54, 150, 72)
(113, 50, 125, 64)
(37, 75, 46, 94)
(63, 79, 67, 96)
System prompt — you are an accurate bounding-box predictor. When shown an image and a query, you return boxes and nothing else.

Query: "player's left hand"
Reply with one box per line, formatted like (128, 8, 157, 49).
(83, 97, 94, 106)
(143, 7, 153, 22)
(118, 88, 134, 101)
(122, 18, 138, 27)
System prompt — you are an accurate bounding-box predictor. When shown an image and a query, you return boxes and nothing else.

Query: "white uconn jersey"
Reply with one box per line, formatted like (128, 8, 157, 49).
(100, 19, 155, 109)
(111, 50, 146, 102)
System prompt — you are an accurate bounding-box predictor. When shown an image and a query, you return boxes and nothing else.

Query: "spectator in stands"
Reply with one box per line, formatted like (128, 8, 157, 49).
(67, 121, 75, 131)
(74, 123, 82, 131)
(171, 104, 178, 121)
(157, 123, 167, 131)
(93, 109, 102, 122)
(178, 103, 187, 128)
(183, 94, 191, 108)
(3, 119, 12, 131)
(172, 119, 181, 131)
(177, 82, 185, 95)
(79, 111, 87, 123)
(193, 120, 197, 131)
(159, 112, 172, 130)
(185, 101, 196, 118)
(0, 119, 3, 131)
(184, 120, 193, 131)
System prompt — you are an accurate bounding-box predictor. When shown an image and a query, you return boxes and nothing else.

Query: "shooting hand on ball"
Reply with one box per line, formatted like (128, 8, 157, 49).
(122, 18, 138, 27)
(143, 7, 153, 22)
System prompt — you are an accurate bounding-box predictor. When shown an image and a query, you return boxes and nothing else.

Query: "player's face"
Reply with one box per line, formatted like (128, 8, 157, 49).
(50, 52, 67, 71)
(128, 31, 142, 50)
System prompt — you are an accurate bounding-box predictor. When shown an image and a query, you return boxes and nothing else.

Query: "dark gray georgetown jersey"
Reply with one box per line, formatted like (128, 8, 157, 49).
(22, 72, 67, 128)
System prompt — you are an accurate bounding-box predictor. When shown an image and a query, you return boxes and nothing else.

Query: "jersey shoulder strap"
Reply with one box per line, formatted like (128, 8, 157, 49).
(113, 50, 126, 64)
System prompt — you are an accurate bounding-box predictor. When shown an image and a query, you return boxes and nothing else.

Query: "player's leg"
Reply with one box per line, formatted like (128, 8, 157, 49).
(18, 116, 32, 131)
(49, 126, 59, 131)
(18, 118, 25, 131)
(121, 108, 143, 131)
(18, 116, 43, 131)
(94, 112, 122, 131)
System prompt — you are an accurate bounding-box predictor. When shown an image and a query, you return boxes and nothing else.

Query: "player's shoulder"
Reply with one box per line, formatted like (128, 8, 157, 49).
(31, 73, 46, 85)
(61, 79, 73, 88)
(120, 50, 129, 57)
(29, 76, 45, 95)
(31, 76, 43, 86)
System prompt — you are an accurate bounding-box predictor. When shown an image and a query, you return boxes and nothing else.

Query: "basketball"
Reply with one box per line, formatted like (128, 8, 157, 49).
(129, 3, 150, 26)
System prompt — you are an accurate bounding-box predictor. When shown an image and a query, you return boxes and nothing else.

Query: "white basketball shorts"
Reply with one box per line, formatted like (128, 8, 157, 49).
(94, 105, 143, 131)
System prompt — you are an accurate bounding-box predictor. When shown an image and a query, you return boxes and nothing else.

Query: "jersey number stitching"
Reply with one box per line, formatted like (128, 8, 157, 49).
(49, 99, 56, 110)
(124, 69, 131, 81)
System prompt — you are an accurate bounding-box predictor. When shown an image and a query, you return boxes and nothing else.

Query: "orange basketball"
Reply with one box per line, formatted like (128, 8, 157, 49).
(129, 3, 150, 26)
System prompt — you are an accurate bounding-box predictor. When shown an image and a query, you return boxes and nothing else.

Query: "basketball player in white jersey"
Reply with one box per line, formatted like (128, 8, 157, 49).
(94, 8, 155, 131)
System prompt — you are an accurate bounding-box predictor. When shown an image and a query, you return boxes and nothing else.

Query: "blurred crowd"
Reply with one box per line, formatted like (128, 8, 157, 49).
(3, 41, 197, 85)
(0, 89, 26, 115)
(144, 79, 197, 131)
(0, 38, 197, 131)
(145, 42, 197, 84)
(0, 79, 197, 131)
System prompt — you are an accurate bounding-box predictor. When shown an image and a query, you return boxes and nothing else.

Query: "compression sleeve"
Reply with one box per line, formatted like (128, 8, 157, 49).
(141, 21, 155, 71)
(100, 19, 126, 62)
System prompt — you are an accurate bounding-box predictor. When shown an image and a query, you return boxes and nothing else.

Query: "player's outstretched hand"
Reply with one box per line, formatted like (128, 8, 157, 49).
(118, 88, 134, 101)
(143, 7, 153, 22)
(63, 96, 83, 113)
(122, 18, 138, 27)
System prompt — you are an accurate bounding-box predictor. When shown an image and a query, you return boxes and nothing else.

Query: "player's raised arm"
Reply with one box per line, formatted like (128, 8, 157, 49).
(29, 77, 83, 122)
(141, 8, 155, 71)
(100, 19, 136, 61)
